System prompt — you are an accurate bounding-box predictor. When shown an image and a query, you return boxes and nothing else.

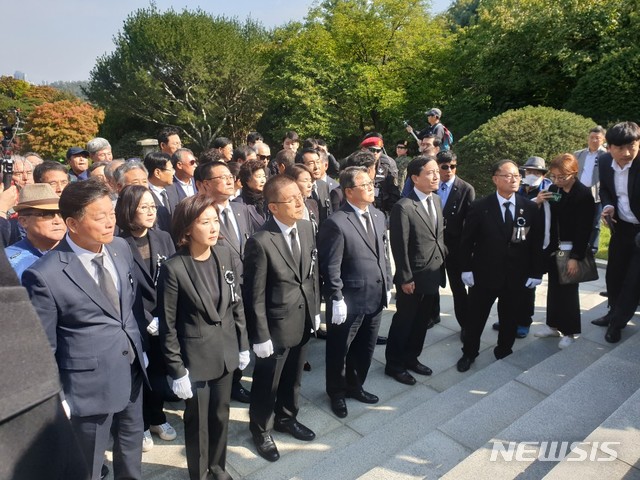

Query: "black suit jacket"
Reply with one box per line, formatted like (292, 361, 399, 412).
(547, 181, 595, 259)
(217, 201, 257, 285)
(22, 237, 147, 417)
(440, 176, 476, 247)
(158, 244, 248, 382)
(598, 152, 640, 221)
(318, 203, 391, 314)
(313, 178, 333, 224)
(243, 218, 320, 348)
(389, 190, 446, 295)
(459, 193, 544, 289)
(166, 177, 197, 201)
(150, 186, 180, 234)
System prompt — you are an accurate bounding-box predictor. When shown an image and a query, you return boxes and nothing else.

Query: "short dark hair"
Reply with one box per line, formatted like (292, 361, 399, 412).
(264, 174, 296, 204)
(88, 161, 109, 175)
(419, 133, 441, 148)
(231, 145, 256, 163)
(212, 137, 232, 149)
(407, 156, 436, 179)
(436, 151, 457, 164)
(345, 150, 376, 170)
(283, 131, 299, 142)
(171, 148, 194, 168)
(302, 138, 319, 150)
(239, 159, 266, 189)
(284, 163, 312, 181)
(172, 194, 218, 248)
(605, 122, 640, 147)
(491, 159, 518, 175)
(339, 166, 368, 191)
(143, 152, 172, 178)
(157, 127, 180, 145)
(590, 125, 606, 136)
(275, 149, 296, 169)
(33, 161, 68, 183)
(115, 185, 150, 234)
(298, 147, 320, 163)
(194, 160, 228, 183)
(246, 131, 263, 145)
(199, 148, 223, 164)
(227, 161, 241, 178)
(59, 178, 112, 221)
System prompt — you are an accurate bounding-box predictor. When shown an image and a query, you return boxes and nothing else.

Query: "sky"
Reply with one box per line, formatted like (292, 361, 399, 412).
(4, 0, 451, 84)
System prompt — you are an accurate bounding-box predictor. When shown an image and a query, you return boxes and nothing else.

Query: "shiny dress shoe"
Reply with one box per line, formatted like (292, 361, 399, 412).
(385, 369, 416, 385)
(376, 336, 387, 345)
(100, 464, 109, 480)
(406, 361, 433, 376)
(605, 326, 621, 343)
(591, 316, 610, 327)
(273, 420, 316, 441)
(253, 433, 280, 462)
(231, 382, 251, 403)
(316, 329, 328, 340)
(456, 356, 474, 372)
(346, 388, 379, 404)
(331, 397, 348, 418)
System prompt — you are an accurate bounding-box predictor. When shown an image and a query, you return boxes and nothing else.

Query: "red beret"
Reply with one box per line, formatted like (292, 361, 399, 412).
(360, 137, 383, 148)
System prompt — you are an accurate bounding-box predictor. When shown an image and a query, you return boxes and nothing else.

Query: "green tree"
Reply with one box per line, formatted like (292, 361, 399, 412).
(87, 6, 268, 151)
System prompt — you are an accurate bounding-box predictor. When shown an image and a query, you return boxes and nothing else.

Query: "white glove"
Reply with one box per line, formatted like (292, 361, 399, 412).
(332, 299, 348, 325)
(62, 399, 71, 419)
(146, 317, 159, 336)
(314, 314, 321, 332)
(171, 370, 193, 400)
(461, 271, 475, 287)
(386, 290, 392, 306)
(143, 351, 149, 369)
(525, 277, 542, 289)
(238, 350, 250, 370)
(253, 339, 274, 358)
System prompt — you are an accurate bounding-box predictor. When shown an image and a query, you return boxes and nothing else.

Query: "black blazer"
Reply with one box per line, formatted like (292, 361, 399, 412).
(459, 193, 544, 289)
(158, 244, 249, 382)
(231, 194, 267, 233)
(318, 203, 392, 314)
(150, 187, 180, 234)
(598, 152, 640, 221)
(243, 218, 320, 348)
(313, 179, 333, 224)
(217, 201, 257, 285)
(389, 190, 446, 295)
(166, 178, 197, 202)
(441, 176, 476, 247)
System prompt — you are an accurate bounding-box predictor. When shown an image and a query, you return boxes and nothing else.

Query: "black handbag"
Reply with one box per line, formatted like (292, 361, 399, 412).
(554, 248, 599, 284)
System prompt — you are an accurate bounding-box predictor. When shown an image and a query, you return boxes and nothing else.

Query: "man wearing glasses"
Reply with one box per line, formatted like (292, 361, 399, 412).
(167, 148, 198, 200)
(33, 161, 70, 197)
(456, 160, 544, 372)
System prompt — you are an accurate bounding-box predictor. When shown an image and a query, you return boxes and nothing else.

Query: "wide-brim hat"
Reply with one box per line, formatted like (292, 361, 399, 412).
(13, 184, 60, 212)
(522, 156, 547, 172)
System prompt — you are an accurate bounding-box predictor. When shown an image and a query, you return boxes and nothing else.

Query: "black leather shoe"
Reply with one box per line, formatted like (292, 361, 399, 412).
(385, 369, 416, 385)
(100, 464, 109, 480)
(231, 382, 251, 403)
(346, 388, 379, 404)
(253, 433, 280, 462)
(591, 316, 610, 327)
(330, 397, 348, 418)
(492, 322, 499, 331)
(274, 420, 315, 441)
(406, 361, 433, 376)
(605, 327, 621, 343)
(316, 329, 328, 340)
(376, 336, 387, 345)
(456, 356, 474, 373)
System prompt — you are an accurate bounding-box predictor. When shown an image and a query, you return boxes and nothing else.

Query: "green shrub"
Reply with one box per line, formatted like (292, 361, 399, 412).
(454, 106, 595, 196)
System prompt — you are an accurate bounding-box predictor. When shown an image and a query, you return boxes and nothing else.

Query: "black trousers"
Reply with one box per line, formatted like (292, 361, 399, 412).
(249, 340, 308, 437)
(71, 365, 143, 480)
(143, 337, 174, 429)
(605, 220, 640, 310)
(184, 372, 233, 480)
(497, 287, 535, 328)
(445, 245, 469, 328)
(546, 255, 581, 335)
(385, 289, 438, 372)
(462, 284, 529, 360)
(325, 310, 382, 399)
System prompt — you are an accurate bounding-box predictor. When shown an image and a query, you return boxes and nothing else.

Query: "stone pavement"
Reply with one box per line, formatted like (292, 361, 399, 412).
(105, 264, 640, 479)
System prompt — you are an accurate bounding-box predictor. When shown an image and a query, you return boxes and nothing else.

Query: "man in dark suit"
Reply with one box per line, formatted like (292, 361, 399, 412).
(166, 148, 198, 201)
(144, 152, 180, 234)
(385, 157, 446, 385)
(318, 166, 392, 418)
(22, 179, 148, 480)
(456, 160, 544, 372)
(195, 160, 257, 402)
(436, 151, 475, 336)
(591, 122, 640, 342)
(299, 147, 333, 223)
(243, 175, 321, 462)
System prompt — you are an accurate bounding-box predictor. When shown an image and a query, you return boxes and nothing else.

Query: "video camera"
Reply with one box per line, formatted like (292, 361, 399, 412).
(1, 108, 21, 190)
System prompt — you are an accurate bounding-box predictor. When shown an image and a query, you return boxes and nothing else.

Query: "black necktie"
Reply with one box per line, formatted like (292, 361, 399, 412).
(362, 211, 376, 249)
(504, 202, 514, 236)
(92, 253, 120, 315)
(160, 190, 171, 214)
(290, 227, 301, 274)
(222, 208, 239, 249)
(426, 195, 436, 230)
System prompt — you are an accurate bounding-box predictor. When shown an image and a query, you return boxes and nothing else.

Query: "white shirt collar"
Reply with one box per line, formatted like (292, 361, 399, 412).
(273, 216, 297, 236)
(496, 192, 515, 207)
(413, 187, 431, 202)
(346, 201, 369, 216)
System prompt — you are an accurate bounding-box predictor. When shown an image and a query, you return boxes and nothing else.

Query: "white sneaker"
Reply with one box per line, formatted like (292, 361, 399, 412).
(558, 335, 575, 349)
(535, 325, 560, 338)
(149, 422, 177, 441)
(142, 430, 154, 452)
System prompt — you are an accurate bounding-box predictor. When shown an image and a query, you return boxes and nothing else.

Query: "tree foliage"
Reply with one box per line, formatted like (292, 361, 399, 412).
(23, 100, 105, 161)
(455, 106, 595, 196)
(86, 6, 268, 152)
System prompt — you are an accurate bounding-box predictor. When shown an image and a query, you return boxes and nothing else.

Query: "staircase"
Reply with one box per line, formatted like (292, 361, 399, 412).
(128, 267, 640, 479)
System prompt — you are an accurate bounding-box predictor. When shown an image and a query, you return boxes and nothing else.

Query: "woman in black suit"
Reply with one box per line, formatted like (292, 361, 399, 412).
(535, 153, 595, 348)
(115, 185, 177, 452)
(158, 194, 249, 480)
(232, 159, 267, 230)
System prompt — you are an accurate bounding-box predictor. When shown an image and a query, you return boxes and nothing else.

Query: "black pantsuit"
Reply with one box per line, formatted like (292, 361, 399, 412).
(545, 256, 581, 335)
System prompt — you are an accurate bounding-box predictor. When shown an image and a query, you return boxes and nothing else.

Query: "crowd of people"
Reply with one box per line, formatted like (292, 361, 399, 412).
(1, 112, 639, 480)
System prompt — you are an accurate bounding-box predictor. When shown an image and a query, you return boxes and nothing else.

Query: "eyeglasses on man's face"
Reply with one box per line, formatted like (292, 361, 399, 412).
(272, 193, 304, 205)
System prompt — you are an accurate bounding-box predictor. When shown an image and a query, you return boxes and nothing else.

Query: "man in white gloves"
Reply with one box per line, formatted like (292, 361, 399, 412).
(457, 159, 544, 372)
(243, 175, 321, 462)
(318, 166, 392, 419)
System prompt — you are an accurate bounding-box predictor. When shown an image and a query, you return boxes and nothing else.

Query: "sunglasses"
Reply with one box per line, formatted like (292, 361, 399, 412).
(258, 154, 271, 161)
(180, 159, 197, 166)
(367, 147, 382, 154)
(440, 164, 457, 171)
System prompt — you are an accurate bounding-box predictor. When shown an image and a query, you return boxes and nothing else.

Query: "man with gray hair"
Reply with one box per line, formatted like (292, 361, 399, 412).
(104, 159, 125, 196)
(114, 161, 149, 192)
(86, 137, 113, 163)
(167, 148, 197, 200)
